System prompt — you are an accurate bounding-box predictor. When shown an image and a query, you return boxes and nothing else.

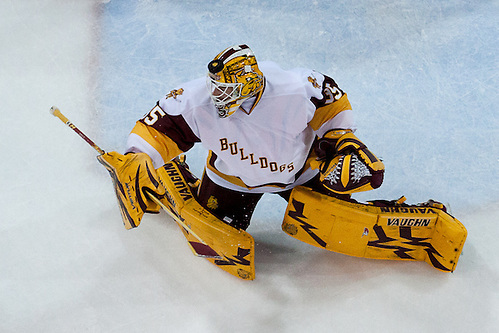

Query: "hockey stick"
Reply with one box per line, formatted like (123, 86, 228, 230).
(50, 106, 105, 155)
(49, 106, 208, 245)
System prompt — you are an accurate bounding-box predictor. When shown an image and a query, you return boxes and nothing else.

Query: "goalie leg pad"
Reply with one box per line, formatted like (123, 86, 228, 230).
(156, 158, 255, 280)
(282, 186, 467, 272)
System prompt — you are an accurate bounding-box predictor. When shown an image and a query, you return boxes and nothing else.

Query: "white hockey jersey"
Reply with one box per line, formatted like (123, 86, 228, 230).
(126, 61, 354, 193)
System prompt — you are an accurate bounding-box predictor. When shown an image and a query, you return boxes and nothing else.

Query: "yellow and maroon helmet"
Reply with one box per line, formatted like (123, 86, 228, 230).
(207, 44, 264, 118)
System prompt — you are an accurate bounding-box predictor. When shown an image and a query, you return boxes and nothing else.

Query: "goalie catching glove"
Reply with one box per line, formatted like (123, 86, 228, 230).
(315, 129, 385, 194)
(97, 152, 166, 229)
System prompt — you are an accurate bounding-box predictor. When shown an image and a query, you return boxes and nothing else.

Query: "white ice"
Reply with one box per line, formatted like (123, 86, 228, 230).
(1, 0, 498, 332)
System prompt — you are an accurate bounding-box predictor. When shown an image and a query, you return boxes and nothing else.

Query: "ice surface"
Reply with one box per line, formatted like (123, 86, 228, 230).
(1, 0, 498, 332)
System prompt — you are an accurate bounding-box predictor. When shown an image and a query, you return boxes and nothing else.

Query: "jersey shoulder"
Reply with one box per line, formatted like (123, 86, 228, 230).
(158, 76, 212, 116)
(259, 61, 325, 101)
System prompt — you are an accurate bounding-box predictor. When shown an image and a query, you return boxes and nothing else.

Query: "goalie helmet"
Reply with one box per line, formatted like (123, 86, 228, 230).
(207, 44, 264, 118)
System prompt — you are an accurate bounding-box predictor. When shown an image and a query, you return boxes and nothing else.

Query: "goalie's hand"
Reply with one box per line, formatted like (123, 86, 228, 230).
(317, 130, 384, 194)
(97, 151, 166, 229)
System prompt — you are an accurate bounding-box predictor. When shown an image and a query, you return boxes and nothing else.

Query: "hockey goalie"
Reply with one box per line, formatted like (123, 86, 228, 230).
(98, 44, 467, 280)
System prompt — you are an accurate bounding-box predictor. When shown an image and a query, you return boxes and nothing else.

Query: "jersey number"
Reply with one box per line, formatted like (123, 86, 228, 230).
(143, 105, 166, 125)
(323, 82, 343, 104)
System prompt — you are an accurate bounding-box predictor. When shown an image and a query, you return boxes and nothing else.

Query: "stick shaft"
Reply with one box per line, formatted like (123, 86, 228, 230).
(50, 106, 105, 155)
(146, 193, 209, 246)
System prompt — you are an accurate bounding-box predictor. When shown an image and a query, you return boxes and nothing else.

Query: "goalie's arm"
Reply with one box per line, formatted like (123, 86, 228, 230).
(126, 122, 184, 168)
(103, 104, 201, 229)
(126, 103, 201, 168)
(308, 74, 354, 135)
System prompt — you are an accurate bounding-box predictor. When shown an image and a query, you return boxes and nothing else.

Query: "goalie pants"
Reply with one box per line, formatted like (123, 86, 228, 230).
(196, 173, 347, 230)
